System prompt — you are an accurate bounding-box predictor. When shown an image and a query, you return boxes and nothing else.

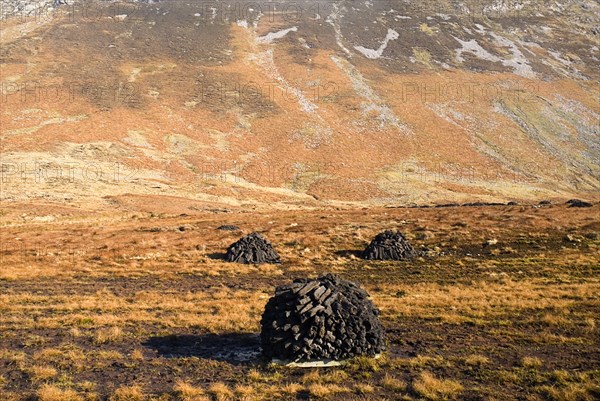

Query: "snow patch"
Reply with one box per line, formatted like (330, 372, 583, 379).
(354, 28, 399, 59)
(256, 26, 298, 44)
(488, 32, 535, 78)
(454, 32, 536, 78)
(454, 36, 501, 63)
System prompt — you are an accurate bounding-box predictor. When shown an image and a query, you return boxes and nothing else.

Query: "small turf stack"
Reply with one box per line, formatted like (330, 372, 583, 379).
(260, 274, 385, 362)
(566, 199, 593, 208)
(225, 232, 280, 264)
(363, 230, 417, 260)
(217, 225, 240, 231)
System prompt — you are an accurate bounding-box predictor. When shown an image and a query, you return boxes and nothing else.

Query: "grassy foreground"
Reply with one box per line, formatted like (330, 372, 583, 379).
(1, 203, 599, 400)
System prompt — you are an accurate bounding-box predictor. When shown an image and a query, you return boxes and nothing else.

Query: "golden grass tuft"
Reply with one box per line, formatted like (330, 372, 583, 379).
(37, 384, 83, 401)
(381, 374, 407, 392)
(321, 370, 349, 384)
(307, 383, 350, 398)
(24, 364, 58, 381)
(95, 350, 124, 360)
(247, 369, 263, 382)
(32, 347, 86, 371)
(464, 354, 490, 367)
(208, 382, 233, 401)
(541, 313, 569, 327)
(174, 380, 208, 401)
(345, 355, 382, 372)
(234, 384, 255, 399)
(537, 382, 600, 401)
(354, 383, 375, 394)
(0, 349, 26, 364)
(412, 371, 463, 400)
(69, 328, 82, 338)
(94, 326, 123, 345)
(301, 370, 321, 384)
(521, 356, 543, 369)
(109, 385, 145, 401)
(130, 349, 144, 361)
(584, 318, 595, 332)
(393, 354, 447, 369)
(281, 383, 303, 395)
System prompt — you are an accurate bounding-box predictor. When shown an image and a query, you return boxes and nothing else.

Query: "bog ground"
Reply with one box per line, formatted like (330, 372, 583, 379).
(2, 1, 599, 400)
(1, 201, 598, 401)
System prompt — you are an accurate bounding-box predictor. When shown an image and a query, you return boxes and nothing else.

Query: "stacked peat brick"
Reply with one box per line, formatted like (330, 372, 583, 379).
(363, 230, 417, 260)
(260, 274, 385, 362)
(217, 225, 240, 231)
(566, 199, 593, 208)
(225, 232, 280, 264)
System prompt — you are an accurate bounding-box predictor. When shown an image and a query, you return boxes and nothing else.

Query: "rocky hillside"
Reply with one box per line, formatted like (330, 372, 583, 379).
(1, 0, 599, 208)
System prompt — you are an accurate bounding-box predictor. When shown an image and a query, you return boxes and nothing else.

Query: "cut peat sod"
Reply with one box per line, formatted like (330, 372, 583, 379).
(363, 230, 418, 260)
(261, 274, 385, 366)
(225, 232, 281, 264)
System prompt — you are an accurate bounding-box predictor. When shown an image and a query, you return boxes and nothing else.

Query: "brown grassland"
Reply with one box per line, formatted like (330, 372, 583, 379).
(0, 201, 599, 400)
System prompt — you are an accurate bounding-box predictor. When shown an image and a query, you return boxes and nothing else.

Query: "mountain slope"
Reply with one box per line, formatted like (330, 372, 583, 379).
(1, 0, 599, 208)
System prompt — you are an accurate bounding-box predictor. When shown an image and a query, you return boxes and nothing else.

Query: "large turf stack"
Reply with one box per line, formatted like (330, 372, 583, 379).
(225, 232, 280, 264)
(363, 230, 417, 260)
(260, 274, 385, 362)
